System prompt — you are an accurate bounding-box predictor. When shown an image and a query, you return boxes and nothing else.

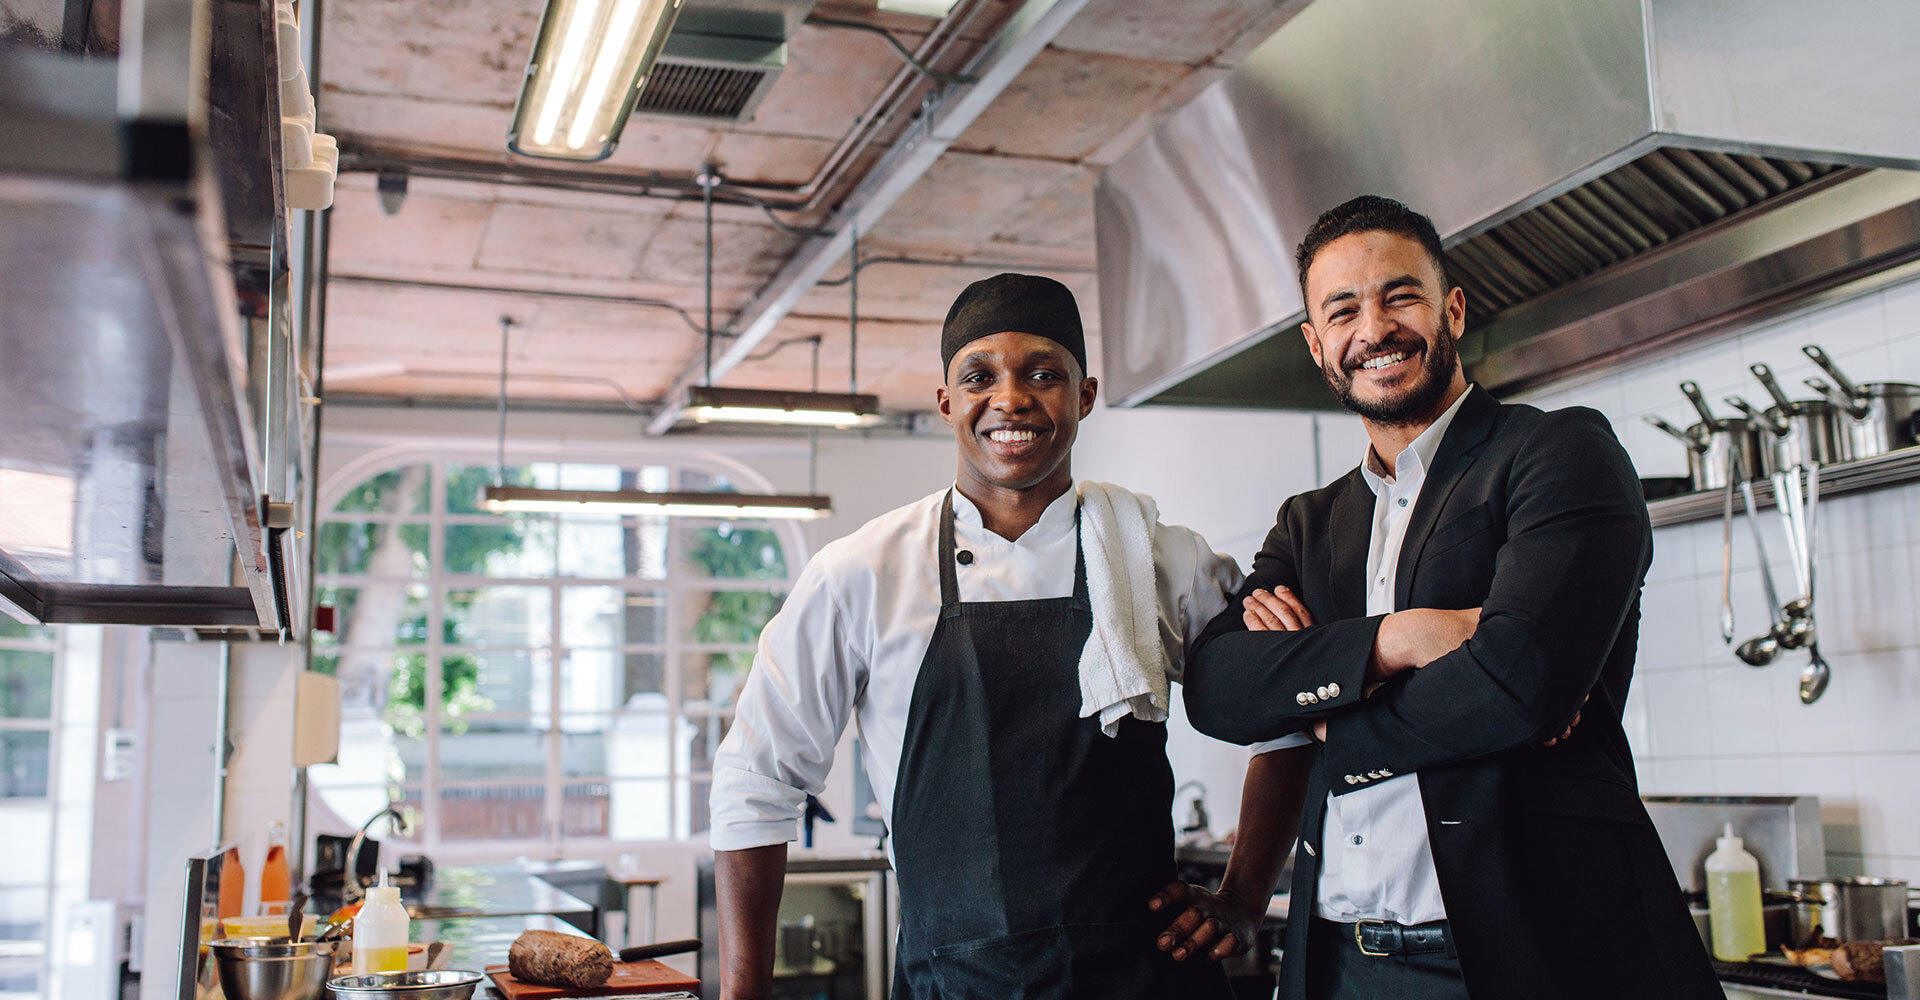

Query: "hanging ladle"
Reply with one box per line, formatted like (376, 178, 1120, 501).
(1798, 464, 1831, 704)
(1733, 458, 1789, 667)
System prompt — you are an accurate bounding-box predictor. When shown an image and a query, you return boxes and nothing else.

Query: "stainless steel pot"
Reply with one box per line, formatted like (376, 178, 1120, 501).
(1784, 876, 1911, 943)
(1645, 382, 1770, 491)
(1803, 345, 1920, 458)
(1730, 363, 1851, 469)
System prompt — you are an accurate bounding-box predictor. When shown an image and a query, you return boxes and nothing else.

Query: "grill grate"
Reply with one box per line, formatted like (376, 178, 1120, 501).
(635, 61, 767, 120)
(1445, 149, 1844, 326)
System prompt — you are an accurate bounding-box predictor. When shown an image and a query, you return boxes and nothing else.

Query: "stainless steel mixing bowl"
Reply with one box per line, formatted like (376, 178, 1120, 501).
(208, 938, 342, 1000)
(325, 969, 483, 1000)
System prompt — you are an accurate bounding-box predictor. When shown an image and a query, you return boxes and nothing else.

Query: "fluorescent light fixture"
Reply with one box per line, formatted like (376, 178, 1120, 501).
(685, 386, 882, 428)
(878, 0, 961, 16)
(481, 485, 831, 520)
(321, 359, 408, 384)
(508, 0, 683, 161)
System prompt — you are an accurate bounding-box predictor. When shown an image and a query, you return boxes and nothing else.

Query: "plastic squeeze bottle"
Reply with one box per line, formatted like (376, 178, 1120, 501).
(352, 872, 410, 974)
(259, 821, 291, 914)
(1705, 822, 1765, 962)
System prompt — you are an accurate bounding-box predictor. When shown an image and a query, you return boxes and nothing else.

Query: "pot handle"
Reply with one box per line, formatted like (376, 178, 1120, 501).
(1803, 345, 1863, 399)
(1726, 395, 1786, 436)
(1751, 363, 1798, 412)
(1681, 381, 1720, 427)
(1805, 376, 1869, 419)
(1645, 415, 1706, 451)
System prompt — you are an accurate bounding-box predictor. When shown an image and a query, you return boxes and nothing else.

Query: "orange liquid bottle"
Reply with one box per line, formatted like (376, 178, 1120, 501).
(217, 846, 245, 921)
(260, 821, 291, 913)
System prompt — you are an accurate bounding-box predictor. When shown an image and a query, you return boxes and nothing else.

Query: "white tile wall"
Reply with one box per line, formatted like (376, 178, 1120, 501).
(1514, 271, 1920, 883)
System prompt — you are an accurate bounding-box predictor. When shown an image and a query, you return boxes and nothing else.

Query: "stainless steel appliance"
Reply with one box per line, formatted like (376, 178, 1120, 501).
(695, 855, 893, 1000)
(1642, 796, 1825, 896)
(1093, 0, 1920, 410)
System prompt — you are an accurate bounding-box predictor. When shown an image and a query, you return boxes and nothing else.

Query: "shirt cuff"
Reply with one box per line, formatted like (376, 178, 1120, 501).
(1248, 733, 1314, 755)
(708, 764, 807, 851)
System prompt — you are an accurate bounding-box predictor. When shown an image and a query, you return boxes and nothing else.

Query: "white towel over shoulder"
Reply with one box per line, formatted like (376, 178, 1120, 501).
(1077, 481, 1171, 737)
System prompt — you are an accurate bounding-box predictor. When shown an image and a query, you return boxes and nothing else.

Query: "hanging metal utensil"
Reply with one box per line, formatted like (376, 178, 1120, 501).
(1734, 461, 1787, 668)
(1799, 463, 1831, 704)
(1719, 446, 1738, 644)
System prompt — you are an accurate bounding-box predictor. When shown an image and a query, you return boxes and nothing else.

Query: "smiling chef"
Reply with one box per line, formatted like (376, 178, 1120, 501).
(707, 273, 1306, 1000)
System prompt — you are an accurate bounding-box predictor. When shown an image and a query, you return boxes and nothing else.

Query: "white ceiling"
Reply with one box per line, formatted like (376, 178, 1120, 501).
(316, 0, 1304, 416)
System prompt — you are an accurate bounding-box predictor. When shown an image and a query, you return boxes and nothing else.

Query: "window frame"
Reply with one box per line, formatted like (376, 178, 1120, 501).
(309, 451, 802, 853)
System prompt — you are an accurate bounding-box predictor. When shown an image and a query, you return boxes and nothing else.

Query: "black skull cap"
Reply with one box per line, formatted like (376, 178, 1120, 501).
(940, 273, 1087, 378)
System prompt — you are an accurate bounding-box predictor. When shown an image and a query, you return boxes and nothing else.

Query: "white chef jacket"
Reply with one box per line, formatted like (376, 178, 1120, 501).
(708, 485, 1243, 852)
(1251, 385, 1475, 925)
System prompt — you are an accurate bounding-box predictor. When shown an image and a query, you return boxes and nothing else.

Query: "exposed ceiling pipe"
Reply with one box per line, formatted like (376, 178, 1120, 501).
(645, 0, 1093, 435)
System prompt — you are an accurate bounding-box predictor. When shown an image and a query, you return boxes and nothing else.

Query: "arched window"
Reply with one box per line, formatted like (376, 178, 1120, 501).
(307, 455, 799, 852)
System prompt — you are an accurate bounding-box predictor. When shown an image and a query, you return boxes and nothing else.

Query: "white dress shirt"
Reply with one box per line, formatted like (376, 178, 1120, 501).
(1251, 386, 1475, 925)
(709, 485, 1243, 852)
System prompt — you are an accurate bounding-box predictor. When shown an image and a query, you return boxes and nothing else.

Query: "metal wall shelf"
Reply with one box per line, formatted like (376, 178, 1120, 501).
(1646, 445, 1920, 528)
(0, 1, 296, 630)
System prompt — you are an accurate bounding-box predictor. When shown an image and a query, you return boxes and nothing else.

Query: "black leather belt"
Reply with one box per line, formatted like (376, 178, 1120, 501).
(1319, 918, 1452, 957)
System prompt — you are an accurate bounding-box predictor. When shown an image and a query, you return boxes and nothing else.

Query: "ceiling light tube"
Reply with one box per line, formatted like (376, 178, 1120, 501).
(509, 0, 683, 161)
(481, 485, 831, 520)
(877, 0, 961, 16)
(684, 386, 882, 428)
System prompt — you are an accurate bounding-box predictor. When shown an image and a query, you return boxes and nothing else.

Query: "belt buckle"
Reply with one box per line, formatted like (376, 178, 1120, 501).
(1353, 919, 1392, 957)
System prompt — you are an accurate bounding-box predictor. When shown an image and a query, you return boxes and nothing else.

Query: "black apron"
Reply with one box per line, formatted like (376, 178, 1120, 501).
(888, 492, 1231, 1000)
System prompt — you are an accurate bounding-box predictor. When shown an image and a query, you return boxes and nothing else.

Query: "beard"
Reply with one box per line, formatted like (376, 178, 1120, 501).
(1320, 314, 1459, 425)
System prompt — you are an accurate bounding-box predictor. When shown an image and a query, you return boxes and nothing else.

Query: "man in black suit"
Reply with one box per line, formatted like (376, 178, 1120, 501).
(1170, 196, 1722, 1000)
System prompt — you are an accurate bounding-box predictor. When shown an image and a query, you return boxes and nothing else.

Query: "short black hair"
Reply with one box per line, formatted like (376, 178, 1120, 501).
(1294, 195, 1451, 309)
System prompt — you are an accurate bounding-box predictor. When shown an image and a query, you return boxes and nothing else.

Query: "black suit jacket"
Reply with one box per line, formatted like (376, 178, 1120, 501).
(1186, 387, 1720, 1000)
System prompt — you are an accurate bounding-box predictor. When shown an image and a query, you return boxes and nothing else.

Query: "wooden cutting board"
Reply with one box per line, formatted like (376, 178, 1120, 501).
(485, 960, 699, 998)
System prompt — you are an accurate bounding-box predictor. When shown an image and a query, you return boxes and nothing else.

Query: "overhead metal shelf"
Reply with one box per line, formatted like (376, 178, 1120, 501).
(0, 2, 295, 630)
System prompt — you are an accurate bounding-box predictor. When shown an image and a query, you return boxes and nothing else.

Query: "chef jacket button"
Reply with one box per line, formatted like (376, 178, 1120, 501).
(1344, 775, 1359, 785)
(1327, 682, 1341, 698)
(1316, 685, 1330, 699)
(1296, 692, 1311, 706)
(955, 550, 974, 565)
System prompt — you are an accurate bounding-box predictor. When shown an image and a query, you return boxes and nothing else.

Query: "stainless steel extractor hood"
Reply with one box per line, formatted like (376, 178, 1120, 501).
(1095, 0, 1920, 409)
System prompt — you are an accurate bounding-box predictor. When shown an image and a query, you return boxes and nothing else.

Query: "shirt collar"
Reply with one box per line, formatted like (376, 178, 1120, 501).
(1359, 385, 1476, 495)
(949, 483, 1079, 544)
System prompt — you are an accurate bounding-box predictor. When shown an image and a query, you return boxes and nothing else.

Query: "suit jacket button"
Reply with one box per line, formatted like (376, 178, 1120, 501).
(1296, 692, 1311, 706)
(1327, 682, 1341, 698)
(1368, 770, 1383, 779)
(1344, 775, 1359, 785)
(1316, 685, 1330, 699)
(1380, 768, 1393, 777)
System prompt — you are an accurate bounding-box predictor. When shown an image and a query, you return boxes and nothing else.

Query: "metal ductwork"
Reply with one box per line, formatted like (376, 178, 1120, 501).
(636, 0, 816, 123)
(1095, 0, 1920, 409)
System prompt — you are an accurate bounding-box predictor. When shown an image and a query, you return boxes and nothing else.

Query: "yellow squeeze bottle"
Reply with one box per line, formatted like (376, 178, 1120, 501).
(352, 873, 411, 974)
(1705, 822, 1766, 962)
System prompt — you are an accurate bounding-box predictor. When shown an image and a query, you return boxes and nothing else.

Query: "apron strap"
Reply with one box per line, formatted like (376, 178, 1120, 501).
(938, 490, 961, 611)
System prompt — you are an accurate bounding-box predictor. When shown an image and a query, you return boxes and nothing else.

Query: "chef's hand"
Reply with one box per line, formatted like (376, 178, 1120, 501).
(1543, 694, 1589, 747)
(1242, 587, 1312, 631)
(1149, 881, 1259, 963)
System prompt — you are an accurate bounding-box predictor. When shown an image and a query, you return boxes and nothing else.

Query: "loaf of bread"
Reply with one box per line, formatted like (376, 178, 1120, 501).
(507, 929, 614, 989)
(1830, 939, 1920, 983)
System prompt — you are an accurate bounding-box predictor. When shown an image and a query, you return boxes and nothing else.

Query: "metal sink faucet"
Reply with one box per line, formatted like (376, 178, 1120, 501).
(344, 806, 411, 903)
